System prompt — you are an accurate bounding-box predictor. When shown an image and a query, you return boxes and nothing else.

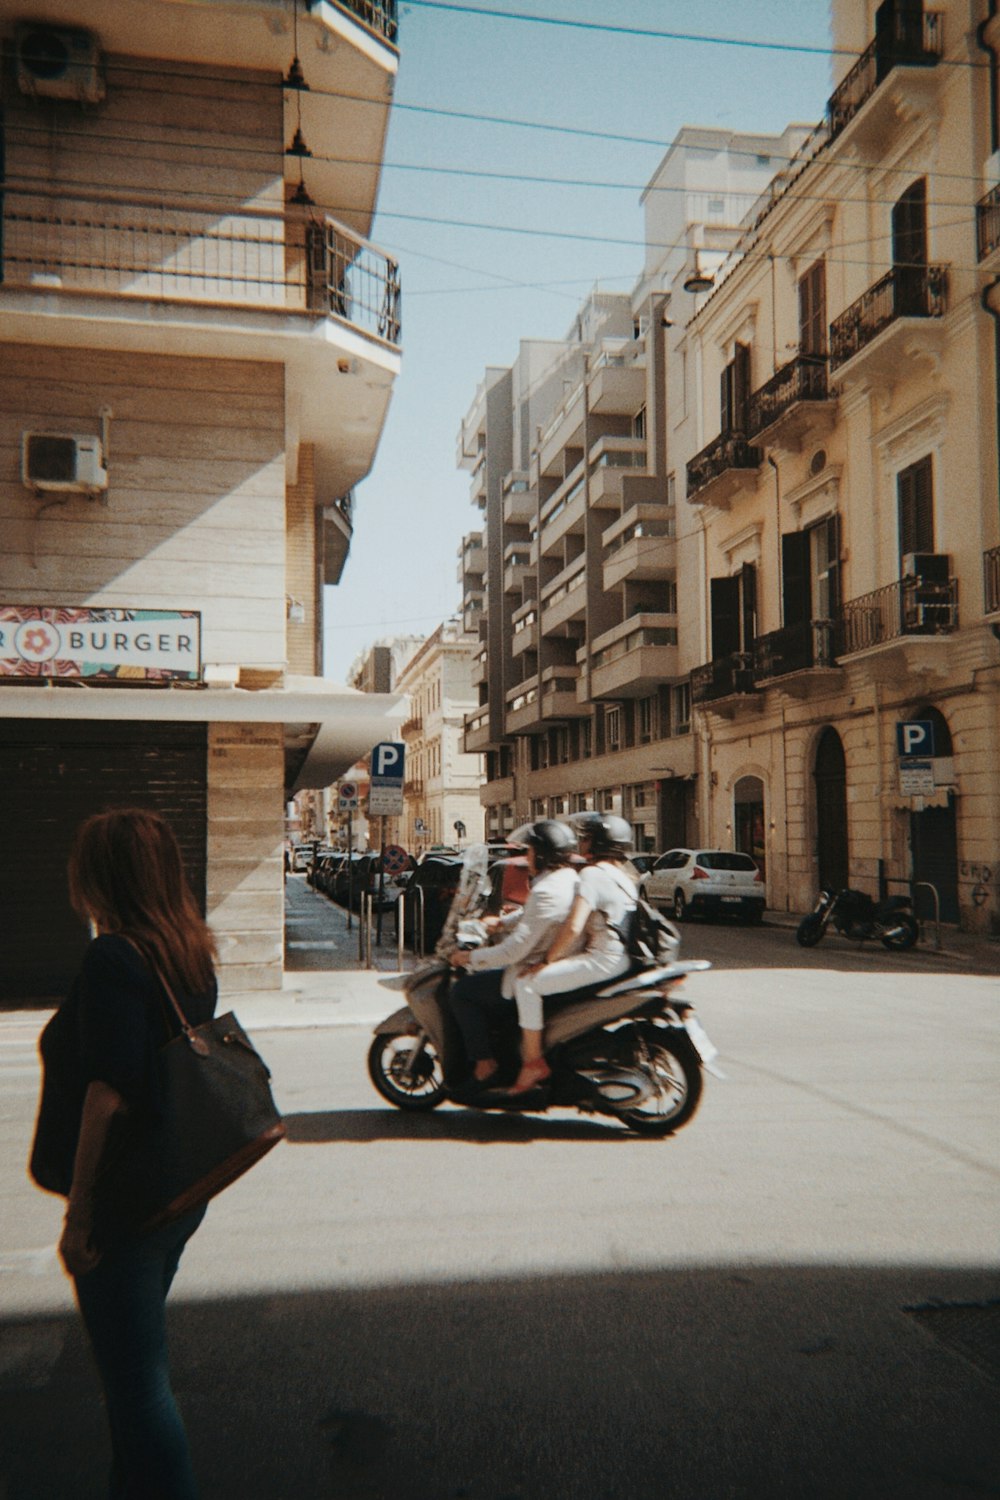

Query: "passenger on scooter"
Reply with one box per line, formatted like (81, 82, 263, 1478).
(508, 812, 637, 1095)
(448, 820, 579, 1086)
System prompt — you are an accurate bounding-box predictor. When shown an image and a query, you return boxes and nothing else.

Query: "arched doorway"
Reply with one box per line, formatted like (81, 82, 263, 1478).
(733, 776, 766, 880)
(814, 727, 848, 891)
(909, 706, 959, 923)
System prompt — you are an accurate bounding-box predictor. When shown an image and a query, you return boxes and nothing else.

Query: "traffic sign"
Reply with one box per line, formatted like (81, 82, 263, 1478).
(382, 844, 409, 875)
(338, 780, 359, 810)
(369, 741, 405, 817)
(371, 742, 405, 781)
(896, 720, 935, 758)
(899, 758, 935, 796)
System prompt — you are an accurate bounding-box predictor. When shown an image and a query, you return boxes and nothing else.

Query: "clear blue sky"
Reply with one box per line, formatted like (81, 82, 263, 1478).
(323, 0, 834, 680)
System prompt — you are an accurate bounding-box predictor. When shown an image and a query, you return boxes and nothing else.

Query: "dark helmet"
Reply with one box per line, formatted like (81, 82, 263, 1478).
(569, 811, 633, 858)
(510, 819, 578, 869)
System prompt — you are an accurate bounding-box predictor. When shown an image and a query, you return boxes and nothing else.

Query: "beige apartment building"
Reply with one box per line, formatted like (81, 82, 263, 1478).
(0, 0, 404, 997)
(458, 134, 802, 853)
(676, 0, 1000, 931)
(397, 619, 484, 851)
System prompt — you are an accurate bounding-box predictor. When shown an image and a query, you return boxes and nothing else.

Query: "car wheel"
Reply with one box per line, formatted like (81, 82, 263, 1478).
(672, 890, 687, 921)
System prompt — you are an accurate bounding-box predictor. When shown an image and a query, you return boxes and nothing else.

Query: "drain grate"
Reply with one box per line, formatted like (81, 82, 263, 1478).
(906, 1300, 1000, 1385)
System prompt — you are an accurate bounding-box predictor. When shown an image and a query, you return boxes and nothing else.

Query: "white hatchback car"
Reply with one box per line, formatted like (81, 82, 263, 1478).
(642, 848, 766, 924)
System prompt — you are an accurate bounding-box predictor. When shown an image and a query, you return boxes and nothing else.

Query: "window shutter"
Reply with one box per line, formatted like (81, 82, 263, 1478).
(740, 561, 757, 646)
(710, 576, 741, 658)
(782, 531, 811, 626)
(898, 456, 934, 559)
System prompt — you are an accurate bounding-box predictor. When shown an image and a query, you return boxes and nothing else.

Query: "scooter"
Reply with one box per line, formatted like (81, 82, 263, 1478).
(796, 888, 919, 950)
(367, 845, 721, 1136)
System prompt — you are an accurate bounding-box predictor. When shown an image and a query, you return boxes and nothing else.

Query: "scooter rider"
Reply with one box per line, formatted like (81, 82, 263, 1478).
(448, 820, 579, 1086)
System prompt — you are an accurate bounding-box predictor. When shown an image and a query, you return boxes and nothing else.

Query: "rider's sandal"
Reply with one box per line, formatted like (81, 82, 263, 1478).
(505, 1059, 552, 1096)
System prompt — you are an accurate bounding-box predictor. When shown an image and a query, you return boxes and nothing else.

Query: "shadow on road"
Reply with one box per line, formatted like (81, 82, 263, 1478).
(4, 1264, 998, 1499)
(283, 1106, 636, 1146)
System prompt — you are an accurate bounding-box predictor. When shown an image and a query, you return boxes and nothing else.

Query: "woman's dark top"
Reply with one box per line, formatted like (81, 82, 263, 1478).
(30, 933, 217, 1197)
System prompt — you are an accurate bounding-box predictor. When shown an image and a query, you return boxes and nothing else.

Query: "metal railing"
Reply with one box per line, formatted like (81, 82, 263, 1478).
(747, 355, 830, 440)
(752, 619, 838, 680)
(332, 0, 399, 44)
(839, 576, 958, 654)
(690, 651, 755, 705)
(978, 186, 1000, 262)
(985, 545, 1000, 614)
(829, 265, 947, 372)
(686, 431, 762, 501)
(2, 188, 401, 347)
(826, 10, 943, 139)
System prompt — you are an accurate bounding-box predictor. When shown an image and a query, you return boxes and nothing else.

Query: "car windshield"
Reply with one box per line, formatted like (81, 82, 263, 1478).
(696, 852, 758, 871)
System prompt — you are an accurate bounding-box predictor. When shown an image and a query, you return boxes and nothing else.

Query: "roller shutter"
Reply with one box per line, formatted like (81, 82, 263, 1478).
(0, 719, 207, 1002)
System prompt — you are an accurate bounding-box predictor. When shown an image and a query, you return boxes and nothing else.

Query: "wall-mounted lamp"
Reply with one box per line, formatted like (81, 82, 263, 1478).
(286, 595, 306, 624)
(683, 254, 715, 295)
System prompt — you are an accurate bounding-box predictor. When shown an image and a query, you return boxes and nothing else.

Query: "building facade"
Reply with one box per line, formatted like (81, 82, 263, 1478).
(0, 0, 405, 998)
(396, 619, 484, 852)
(678, 0, 1000, 931)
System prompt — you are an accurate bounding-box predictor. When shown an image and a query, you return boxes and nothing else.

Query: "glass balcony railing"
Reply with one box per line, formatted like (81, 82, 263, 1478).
(829, 265, 946, 373)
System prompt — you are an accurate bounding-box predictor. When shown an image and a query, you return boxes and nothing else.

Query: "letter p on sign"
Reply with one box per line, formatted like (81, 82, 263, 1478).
(896, 720, 935, 758)
(373, 741, 405, 779)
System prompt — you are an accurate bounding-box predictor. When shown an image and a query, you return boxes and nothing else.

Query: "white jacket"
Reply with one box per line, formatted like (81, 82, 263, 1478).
(465, 864, 579, 998)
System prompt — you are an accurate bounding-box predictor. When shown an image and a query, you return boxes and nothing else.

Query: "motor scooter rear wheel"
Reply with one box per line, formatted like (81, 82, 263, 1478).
(881, 913, 919, 950)
(368, 1032, 447, 1111)
(617, 1024, 703, 1135)
(796, 914, 824, 947)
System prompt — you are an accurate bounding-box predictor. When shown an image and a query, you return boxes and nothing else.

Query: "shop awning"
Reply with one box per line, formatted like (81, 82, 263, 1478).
(0, 676, 405, 793)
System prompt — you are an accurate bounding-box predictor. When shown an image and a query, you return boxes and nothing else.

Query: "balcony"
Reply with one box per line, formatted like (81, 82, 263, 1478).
(839, 576, 958, 675)
(464, 706, 495, 754)
(512, 605, 538, 658)
(686, 432, 763, 508)
(751, 620, 843, 696)
(506, 677, 541, 735)
(540, 558, 587, 635)
(829, 266, 947, 380)
(826, 10, 943, 148)
(538, 667, 589, 723)
(746, 355, 834, 448)
(503, 544, 534, 596)
(539, 467, 586, 552)
(587, 351, 646, 415)
(589, 614, 679, 700)
(977, 186, 1000, 264)
(402, 778, 424, 798)
(986, 545, 1000, 615)
(399, 714, 423, 738)
(503, 471, 535, 523)
(339, 0, 399, 43)
(602, 506, 676, 592)
(587, 436, 648, 509)
(690, 651, 755, 707)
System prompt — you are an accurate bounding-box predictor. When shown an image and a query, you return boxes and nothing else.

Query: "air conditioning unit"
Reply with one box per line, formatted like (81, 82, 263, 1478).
(16, 23, 105, 105)
(22, 433, 108, 495)
(902, 552, 950, 583)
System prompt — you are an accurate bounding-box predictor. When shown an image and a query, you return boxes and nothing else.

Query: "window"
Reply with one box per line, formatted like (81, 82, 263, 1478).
(605, 707, 621, 753)
(709, 563, 757, 658)
(638, 696, 656, 743)
(667, 471, 676, 506)
(672, 683, 691, 735)
(720, 342, 751, 435)
(898, 456, 934, 560)
(633, 406, 647, 441)
(782, 516, 840, 625)
(798, 260, 827, 358)
(580, 718, 593, 759)
(892, 178, 928, 317)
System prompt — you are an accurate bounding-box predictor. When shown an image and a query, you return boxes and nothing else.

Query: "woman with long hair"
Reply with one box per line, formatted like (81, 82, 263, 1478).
(30, 807, 217, 1500)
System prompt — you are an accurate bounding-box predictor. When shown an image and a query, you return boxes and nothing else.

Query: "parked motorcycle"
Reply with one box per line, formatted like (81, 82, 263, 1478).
(368, 844, 721, 1136)
(796, 888, 919, 950)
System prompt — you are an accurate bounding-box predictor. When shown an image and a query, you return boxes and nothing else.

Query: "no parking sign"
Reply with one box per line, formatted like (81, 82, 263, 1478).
(382, 844, 409, 875)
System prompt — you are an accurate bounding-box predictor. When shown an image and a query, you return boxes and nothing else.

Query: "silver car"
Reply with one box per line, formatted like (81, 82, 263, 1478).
(642, 848, 766, 924)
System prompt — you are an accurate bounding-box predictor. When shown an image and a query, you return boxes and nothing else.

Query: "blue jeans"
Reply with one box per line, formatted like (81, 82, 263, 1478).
(74, 1207, 205, 1500)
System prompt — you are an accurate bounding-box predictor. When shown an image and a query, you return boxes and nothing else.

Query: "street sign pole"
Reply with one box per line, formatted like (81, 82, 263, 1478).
(346, 808, 353, 930)
(376, 816, 386, 946)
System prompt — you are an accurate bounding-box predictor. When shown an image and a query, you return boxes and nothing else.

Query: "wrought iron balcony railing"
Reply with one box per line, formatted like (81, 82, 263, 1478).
(686, 432, 763, 501)
(829, 265, 946, 372)
(839, 576, 958, 654)
(690, 651, 755, 705)
(1, 188, 402, 347)
(985, 544, 1000, 614)
(977, 185, 1000, 262)
(826, 9, 943, 139)
(747, 355, 830, 440)
(752, 619, 838, 681)
(334, 0, 399, 44)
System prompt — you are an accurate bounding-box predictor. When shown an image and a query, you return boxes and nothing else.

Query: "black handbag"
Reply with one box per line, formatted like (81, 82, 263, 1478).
(93, 970, 285, 1243)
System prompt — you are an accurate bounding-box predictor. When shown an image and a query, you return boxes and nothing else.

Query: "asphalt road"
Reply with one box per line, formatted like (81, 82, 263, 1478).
(2, 916, 998, 1499)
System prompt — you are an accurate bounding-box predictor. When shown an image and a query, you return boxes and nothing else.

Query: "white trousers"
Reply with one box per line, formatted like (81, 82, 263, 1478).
(513, 950, 630, 1032)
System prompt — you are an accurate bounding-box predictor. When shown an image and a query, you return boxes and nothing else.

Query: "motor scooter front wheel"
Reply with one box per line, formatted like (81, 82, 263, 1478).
(617, 1025, 703, 1136)
(367, 1032, 447, 1111)
(796, 914, 824, 947)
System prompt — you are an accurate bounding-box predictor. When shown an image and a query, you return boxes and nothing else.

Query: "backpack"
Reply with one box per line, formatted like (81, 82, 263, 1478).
(619, 896, 681, 966)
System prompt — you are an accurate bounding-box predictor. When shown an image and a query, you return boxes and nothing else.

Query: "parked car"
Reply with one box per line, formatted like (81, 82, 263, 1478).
(291, 842, 316, 873)
(629, 853, 658, 877)
(333, 853, 365, 906)
(312, 850, 345, 895)
(397, 853, 464, 950)
(641, 848, 766, 923)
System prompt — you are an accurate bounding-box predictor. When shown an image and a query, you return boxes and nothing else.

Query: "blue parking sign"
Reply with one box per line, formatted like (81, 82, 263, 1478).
(896, 720, 935, 758)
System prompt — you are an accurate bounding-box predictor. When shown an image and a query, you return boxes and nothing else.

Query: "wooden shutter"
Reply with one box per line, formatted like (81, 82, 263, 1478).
(782, 531, 812, 626)
(892, 179, 927, 269)
(897, 456, 934, 559)
(798, 260, 827, 357)
(740, 561, 757, 646)
(710, 576, 741, 658)
(734, 342, 751, 432)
